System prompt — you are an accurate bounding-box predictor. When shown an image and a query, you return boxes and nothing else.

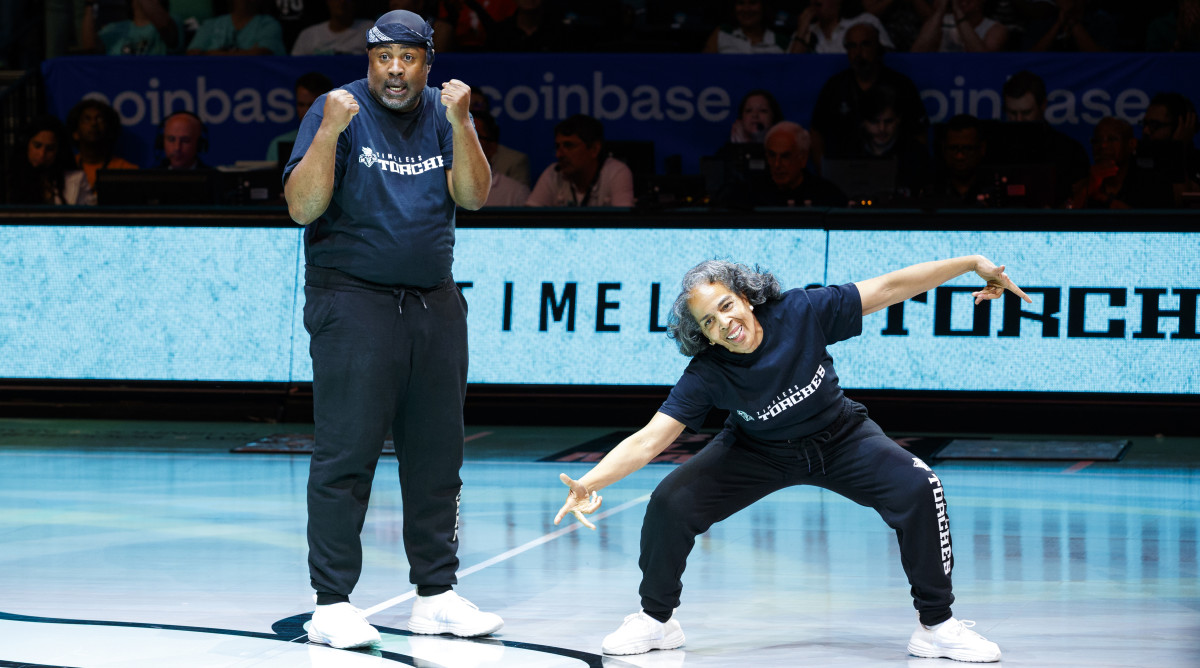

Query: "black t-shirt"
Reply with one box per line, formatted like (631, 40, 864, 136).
(658, 285, 863, 445)
(285, 81, 457, 287)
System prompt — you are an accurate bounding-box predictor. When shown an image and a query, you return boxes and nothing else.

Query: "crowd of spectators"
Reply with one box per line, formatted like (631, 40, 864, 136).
(10, 0, 1196, 62)
(2, 0, 1198, 209)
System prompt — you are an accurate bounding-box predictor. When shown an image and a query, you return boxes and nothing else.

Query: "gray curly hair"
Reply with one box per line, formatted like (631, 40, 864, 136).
(666, 260, 782, 357)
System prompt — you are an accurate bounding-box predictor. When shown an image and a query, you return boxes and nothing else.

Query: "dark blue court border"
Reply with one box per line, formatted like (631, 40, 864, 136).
(0, 610, 640, 668)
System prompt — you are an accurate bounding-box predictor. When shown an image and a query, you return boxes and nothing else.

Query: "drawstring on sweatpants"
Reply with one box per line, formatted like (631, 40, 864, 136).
(393, 287, 429, 314)
(798, 437, 828, 475)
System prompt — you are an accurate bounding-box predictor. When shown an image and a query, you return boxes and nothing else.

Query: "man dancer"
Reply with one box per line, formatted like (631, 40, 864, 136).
(283, 8, 499, 649)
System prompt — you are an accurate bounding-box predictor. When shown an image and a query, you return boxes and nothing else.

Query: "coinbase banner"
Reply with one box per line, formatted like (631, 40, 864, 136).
(4, 226, 1197, 393)
(42, 53, 1200, 174)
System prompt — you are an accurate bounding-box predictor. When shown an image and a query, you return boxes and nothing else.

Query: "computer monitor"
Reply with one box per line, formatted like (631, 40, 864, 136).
(821, 157, 898, 202)
(277, 141, 295, 171)
(640, 174, 709, 208)
(96, 169, 220, 206)
(701, 143, 770, 206)
(978, 121, 1054, 165)
(606, 140, 656, 177)
(1135, 141, 1190, 183)
(979, 163, 1058, 208)
(225, 168, 286, 205)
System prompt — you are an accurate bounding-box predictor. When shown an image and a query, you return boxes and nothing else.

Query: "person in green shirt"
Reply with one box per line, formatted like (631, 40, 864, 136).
(187, 0, 286, 55)
(79, 0, 181, 55)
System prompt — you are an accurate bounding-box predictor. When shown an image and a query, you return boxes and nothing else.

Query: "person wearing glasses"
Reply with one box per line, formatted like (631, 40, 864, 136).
(1137, 92, 1200, 203)
(926, 114, 989, 207)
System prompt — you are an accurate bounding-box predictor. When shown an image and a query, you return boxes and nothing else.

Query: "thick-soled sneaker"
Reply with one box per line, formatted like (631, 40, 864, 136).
(601, 611, 685, 656)
(908, 617, 1002, 663)
(307, 602, 382, 649)
(408, 591, 504, 637)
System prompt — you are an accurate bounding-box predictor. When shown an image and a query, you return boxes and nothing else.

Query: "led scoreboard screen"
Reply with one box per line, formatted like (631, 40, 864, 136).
(4, 226, 1196, 394)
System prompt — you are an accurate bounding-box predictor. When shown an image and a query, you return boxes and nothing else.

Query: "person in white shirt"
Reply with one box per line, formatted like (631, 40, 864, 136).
(527, 114, 635, 207)
(911, 0, 1008, 52)
(703, 0, 789, 54)
(790, 0, 894, 53)
(473, 112, 529, 207)
(290, 0, 372, 55)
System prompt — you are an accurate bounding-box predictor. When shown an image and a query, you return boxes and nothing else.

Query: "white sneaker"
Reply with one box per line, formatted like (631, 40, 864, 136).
(307, 602, 382, 649)
(408, 590, 504, 637)
(908, 617, 1001, 662)
(601, 611, 685, 656)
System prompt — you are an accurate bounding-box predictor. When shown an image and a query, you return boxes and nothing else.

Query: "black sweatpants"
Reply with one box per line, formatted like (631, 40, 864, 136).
(304, 266, 467, 599)
(639, 398, 956, 627)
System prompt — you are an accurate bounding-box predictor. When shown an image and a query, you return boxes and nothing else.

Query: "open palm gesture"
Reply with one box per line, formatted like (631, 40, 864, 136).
(553, 473, 603, 530)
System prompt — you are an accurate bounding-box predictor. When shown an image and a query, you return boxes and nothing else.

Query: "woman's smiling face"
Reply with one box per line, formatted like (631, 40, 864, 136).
(687, 282, 763, 354)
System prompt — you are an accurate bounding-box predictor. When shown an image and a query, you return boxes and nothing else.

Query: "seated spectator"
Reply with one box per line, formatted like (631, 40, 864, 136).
(8, 115, 96, 205)
(926, 114, 990, 206)
(1138, 92, 1200, 204)
(67, 99, 138, 188)
(727, 88, 783, 145)
(810, 22, 927, 161)
(291, 0, 371, 54)
(845, 85, 933, 199)
(1001, 70, 1089, 205)
(707, 89, 782, 206)
(1145, 0, 1200, 51)
(1141, 92, 1198, 149)
(527, 114, 634, 207)
(1021, 0, 1115, 51)
(267, 71, 334, 163)
(703, 0, 789, 53)
(790, 0, 894, 54)
(473, 113, 529, 207)
(988, 0, 1023, 43)
(436, 0, 516, 52)
(860, 0, 930, 52)
(169, 0, 215, 48)
(389, 0, 455, 54)
(1069, 117, 1172, 209)
(274, 0, 328, 53)
(79, 0, 182, 55)
(487, 0, 570, 52)
(469, 86, 530, 186)
(187, 0, 286, 55)
(912, 0, 1008, 52)
(732, 121, 848, 208)
(156, 111, 211, 170)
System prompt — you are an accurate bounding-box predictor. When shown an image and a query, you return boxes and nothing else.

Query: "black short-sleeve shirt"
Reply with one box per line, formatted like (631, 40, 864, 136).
(659, 284, 863, 445)
(284, 80, 457, 288)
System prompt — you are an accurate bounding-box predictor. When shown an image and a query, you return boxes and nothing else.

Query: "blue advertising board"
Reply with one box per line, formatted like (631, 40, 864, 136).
(42, 53, 1200, 175)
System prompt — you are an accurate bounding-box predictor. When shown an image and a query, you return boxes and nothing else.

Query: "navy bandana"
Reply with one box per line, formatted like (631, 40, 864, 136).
(366, 9, 435, 61)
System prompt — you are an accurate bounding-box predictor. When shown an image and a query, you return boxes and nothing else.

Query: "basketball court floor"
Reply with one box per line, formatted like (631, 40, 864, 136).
(2, 418, 1197, 667)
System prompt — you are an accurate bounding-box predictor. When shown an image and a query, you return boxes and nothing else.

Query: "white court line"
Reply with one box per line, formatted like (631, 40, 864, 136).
(360, 493, 651, 618)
